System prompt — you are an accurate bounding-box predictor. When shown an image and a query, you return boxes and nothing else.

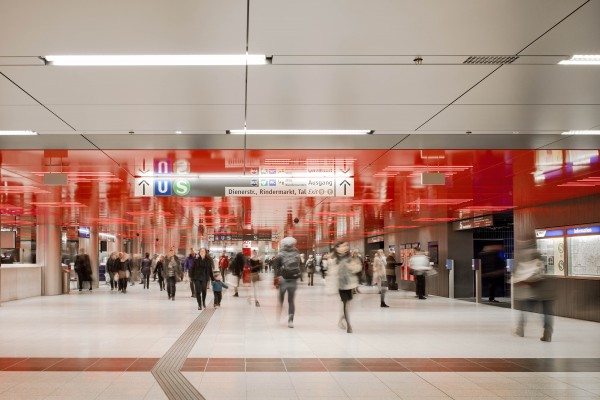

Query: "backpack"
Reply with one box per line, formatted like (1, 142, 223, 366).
(280, 254, 301, 279)
(141, 258, 152, 275)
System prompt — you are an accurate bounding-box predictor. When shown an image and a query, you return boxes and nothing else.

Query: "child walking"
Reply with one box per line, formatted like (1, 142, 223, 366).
(211, 271, 228, 307)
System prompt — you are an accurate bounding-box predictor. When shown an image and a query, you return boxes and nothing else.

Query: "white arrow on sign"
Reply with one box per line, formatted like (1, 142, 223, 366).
(336, 178, 354, 197)
(135, 157, 153, 177)
(134, 177, 154, 197)
(335, 159, 354, 176)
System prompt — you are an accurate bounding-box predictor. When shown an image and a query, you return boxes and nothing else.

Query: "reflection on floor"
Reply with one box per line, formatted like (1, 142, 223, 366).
(0, 273, 598, 399)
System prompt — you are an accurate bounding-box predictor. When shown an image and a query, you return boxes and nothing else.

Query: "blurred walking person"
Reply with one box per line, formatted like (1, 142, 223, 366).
(117, 252, 130, 293)
(249, 249, 262, 307)
(74, 248, 93, 292)
(191, 247, 214, 310)
(273, 237, 301, 328)
(140, 252, 152, 289)
(218, 251, 229, 277)
(229, 252, 244, 297)
(183, 248, 196, 297)
(154, 255, 165, 291)
(512, 238, 555, 342)
(327, 240, 362, 333)
(372, 249, 389, 307)
(212, 271, 228, 307)
(164, 248, 182, 301)
(305, 254, 316, 286)
(107, 252, 118, 291)
(409, 249, 432, 300)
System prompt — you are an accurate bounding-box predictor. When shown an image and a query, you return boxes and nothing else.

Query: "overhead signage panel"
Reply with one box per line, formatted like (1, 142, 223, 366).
(567, 226, 600, 235)
(133, 161, 354, 198)
(536, 229, 564, 238)
(453, 215, 493, 231)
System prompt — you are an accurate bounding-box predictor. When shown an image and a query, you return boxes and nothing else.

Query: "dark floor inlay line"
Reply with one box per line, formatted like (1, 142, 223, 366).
(151, 302, 215, 400)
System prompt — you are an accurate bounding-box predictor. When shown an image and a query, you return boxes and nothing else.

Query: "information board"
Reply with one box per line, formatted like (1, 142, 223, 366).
(568, 235, 600, 277)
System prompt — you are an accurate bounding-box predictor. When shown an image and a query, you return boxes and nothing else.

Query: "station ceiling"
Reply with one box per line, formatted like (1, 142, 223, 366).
(1, 1, 599, 249)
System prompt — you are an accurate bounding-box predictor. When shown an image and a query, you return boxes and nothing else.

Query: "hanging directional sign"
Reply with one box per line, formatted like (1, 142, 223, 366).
(133, 160, 354, 198)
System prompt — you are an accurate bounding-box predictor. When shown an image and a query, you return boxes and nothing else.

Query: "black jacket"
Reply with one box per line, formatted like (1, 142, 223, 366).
(190, 256, 214, 282)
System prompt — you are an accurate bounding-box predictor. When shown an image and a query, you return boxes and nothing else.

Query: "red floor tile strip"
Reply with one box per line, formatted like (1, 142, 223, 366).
(0, 357, 598, 372)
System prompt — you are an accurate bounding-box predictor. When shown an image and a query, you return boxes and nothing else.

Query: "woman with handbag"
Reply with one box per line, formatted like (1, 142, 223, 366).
(512, 239, 555, 342)
(249, 250, 262, 307)
(372, 249, 389, 307)
(326, 240, 362, 333)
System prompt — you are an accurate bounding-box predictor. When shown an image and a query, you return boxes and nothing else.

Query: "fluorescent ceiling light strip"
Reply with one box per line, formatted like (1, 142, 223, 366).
(561, 130, 600, 135)
(228, 130, 372, 135)
(559, 55, 600, 65)
(0, 130, 37, 135)
(45, 54, 267, 66)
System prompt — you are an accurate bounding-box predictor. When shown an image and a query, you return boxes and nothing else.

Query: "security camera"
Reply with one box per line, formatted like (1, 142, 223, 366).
(293, 217, 300, 224)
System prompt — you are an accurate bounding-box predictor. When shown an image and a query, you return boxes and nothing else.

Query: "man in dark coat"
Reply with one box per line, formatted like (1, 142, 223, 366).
(74, 248, 93, 291)
(190, 248, 214, 310)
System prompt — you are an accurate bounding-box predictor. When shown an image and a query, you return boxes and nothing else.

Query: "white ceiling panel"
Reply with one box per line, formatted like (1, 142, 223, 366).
(1, 66, 246, 105)
(248, 65, 494, 105)
(250, 0, 585, 55)
(246, 105, 442, 130)
(421, 105, 600, 132)
(0, 75, 37, 105)
(522, 0, 600, 55)
(48, 105, 244, 132)
(0, 105, 72, 131)
(0, 0, 246, 54)
(457, 65, 600, 105)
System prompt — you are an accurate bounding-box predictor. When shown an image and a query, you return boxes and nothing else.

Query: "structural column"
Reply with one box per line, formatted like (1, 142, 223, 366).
(37, 214, 62, 296)
(89, 227, 99, 288)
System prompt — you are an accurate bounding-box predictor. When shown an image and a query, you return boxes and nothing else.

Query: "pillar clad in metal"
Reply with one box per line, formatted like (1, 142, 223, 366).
(37, 214, 62, 296)
(89, 226, 99, 288)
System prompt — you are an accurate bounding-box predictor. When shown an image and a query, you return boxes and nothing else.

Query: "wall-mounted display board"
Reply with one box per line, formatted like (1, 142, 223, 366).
(567, 230, 600, 278)
(535, 225, 600, 278)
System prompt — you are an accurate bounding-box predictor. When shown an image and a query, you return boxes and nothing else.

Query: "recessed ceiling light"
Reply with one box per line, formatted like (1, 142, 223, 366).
(561, 130, 600, 135)
(558, 55, 600, 65)
(227, 130, 374, 135)
(44, 54, 268, 66)
(0, 130, 38, 135)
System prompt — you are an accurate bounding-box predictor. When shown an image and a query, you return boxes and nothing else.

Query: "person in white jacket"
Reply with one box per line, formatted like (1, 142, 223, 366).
(372, 249, 389, 307)
(326, 240, 362, 333)
(409, 251, 432, 299)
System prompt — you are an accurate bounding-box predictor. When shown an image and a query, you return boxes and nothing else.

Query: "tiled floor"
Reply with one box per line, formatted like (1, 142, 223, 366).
(0, 273, 598, 399)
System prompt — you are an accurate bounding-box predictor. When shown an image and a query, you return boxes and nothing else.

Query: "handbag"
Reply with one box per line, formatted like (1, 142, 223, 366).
(513, 259, 544, 283)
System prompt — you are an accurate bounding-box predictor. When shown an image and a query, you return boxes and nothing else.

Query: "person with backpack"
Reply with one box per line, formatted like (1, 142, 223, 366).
(218, 251, 229, 277)
(140, 252, 152, 289)
(272, 237, 301, 328)
(305, 254, 316, 286)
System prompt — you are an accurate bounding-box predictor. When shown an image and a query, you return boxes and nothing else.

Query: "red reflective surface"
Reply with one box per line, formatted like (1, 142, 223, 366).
(1, 149, 600, 250)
